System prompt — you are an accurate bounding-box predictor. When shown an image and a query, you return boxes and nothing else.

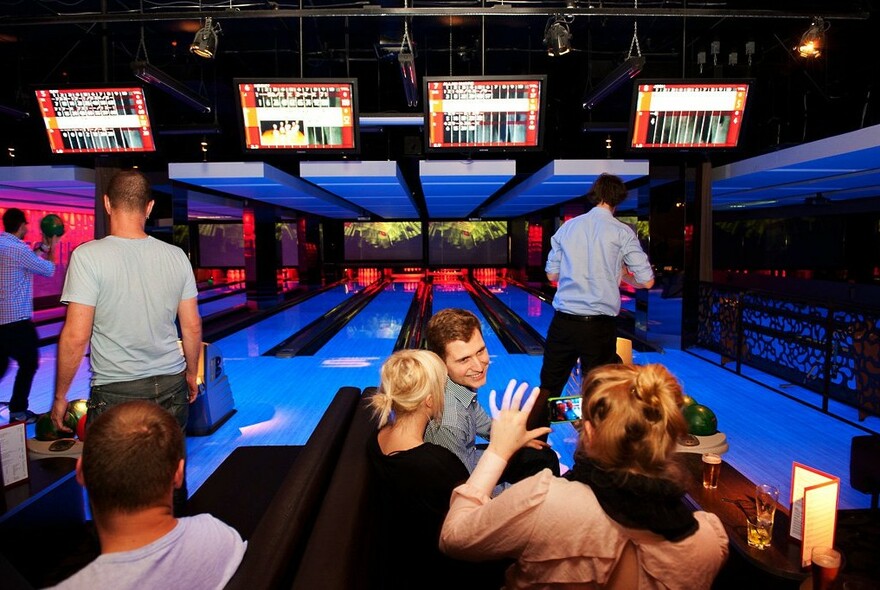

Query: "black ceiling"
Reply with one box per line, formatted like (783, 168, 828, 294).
(0, 1, 877, 175)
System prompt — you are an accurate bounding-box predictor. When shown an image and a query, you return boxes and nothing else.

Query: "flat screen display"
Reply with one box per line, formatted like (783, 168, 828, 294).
(428, 221, 509, 266)
(35, 87, 156, 154)
(197, 223, 245, 268)
(425, 76, 545, 151)
(628, 80, 752, 149)
(344, 221, 422, 262)
(235, 79, 358, 152)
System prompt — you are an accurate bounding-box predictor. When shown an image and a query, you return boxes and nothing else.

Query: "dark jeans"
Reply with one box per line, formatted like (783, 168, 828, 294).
(0, 320, 40, 413)
(87, 372, 190, 513)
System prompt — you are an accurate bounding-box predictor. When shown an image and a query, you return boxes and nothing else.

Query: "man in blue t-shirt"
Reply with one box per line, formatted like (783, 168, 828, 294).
(50, 170, 201, 433)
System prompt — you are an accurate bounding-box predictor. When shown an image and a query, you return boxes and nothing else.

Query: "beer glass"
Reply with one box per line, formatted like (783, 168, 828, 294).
(811, 546, 841, 590)
(750, 483, 779, 549)
(701, 453, 721, 489)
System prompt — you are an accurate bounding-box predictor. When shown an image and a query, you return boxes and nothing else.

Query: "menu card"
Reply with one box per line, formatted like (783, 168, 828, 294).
(0, 421, 29, 487)
(789, 462, 840, 567)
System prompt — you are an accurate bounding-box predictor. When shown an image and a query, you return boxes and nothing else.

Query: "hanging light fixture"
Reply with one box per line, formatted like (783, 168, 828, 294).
(797, 17, 828, 58)
(582, 3, 644, 110)
(544, 16, 573, 57)
(398, 12, 418, 107)
(190, 17, 221, 59)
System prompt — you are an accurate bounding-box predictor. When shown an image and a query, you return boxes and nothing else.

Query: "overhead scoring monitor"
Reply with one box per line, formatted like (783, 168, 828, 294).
(235, 78, 358, 153)
(35, 87, 156, 154)
(628, 80, 752, 150)
(425, 76, 546, 151)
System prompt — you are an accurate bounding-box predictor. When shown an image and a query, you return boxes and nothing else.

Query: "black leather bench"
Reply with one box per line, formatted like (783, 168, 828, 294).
(291, 388, 379, 590)
(216, 385, 363, 590)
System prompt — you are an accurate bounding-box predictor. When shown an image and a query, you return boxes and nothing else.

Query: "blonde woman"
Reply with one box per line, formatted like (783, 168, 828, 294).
(367, 349, 504, 589)
(441, 364, 729, 589)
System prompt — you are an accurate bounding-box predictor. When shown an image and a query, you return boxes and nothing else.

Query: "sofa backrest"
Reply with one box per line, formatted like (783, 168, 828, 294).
(224, 385, 362, 590)
(291, 388, 378, 590)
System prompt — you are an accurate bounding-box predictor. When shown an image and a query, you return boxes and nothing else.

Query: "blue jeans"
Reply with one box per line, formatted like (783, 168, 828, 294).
(87, 372, 190, 512)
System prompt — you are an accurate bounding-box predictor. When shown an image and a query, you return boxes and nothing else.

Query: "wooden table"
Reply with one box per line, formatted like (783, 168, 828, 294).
(679, 452, 809, 582)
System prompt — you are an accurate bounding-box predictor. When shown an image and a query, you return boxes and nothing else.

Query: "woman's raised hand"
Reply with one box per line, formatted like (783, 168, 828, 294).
(487, 379, 552, 461)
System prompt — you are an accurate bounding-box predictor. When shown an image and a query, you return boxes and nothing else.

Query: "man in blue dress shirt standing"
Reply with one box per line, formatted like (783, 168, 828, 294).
(532, 173, 654, 427)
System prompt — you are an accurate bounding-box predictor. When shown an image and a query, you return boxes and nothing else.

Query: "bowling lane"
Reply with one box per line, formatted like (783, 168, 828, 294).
(313, 281, 417, 360)
(198, 292, 248, 319)
(211, 283, 358, 358)
(486, 279, 555, 337)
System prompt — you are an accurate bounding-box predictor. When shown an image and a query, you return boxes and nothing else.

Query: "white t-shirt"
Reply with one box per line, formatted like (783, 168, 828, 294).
(49, 514, 247, 590)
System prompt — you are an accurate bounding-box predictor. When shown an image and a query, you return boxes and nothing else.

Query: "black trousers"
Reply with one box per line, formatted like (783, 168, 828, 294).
(0, 319, 40, 414)
(528, 311, 618, 432)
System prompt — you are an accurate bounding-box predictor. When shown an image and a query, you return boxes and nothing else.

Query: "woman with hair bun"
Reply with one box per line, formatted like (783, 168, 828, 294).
(441, 363, 729, 589)
(367, 349, 504, 589)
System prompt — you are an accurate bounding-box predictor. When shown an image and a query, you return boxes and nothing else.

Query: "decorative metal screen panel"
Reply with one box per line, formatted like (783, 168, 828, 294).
(697, 282, 880, 420)
(740, 293, 829, 390)
(697, 283, 740, 359)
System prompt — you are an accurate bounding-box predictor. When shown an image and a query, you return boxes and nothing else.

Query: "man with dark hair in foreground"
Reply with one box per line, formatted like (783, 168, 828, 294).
(49, 401, 245, 590)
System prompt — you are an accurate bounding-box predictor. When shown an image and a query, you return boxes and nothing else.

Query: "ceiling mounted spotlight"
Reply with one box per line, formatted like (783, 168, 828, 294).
(797, 17, 828, 58)
(544, 17, 573, 57)
(190, 17, 221, 59)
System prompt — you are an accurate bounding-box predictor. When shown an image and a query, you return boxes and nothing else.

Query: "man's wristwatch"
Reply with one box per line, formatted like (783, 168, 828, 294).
(34, 243, 50, 253)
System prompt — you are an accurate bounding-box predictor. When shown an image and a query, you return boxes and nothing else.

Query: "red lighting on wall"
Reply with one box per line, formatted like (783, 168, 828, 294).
(527, 223, 543, 266)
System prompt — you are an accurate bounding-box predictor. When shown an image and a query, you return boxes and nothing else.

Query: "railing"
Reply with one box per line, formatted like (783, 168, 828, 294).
(697, 282, 880, 420)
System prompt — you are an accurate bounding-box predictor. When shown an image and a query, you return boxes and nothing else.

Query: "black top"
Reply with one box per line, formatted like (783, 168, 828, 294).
(367, 433, 505, 589)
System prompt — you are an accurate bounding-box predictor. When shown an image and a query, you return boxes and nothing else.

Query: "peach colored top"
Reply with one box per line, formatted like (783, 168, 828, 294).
(441, 469, 729, 590)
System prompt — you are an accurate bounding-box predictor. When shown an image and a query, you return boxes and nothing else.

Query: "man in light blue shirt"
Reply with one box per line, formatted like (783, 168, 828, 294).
(533, 173, 654, 426)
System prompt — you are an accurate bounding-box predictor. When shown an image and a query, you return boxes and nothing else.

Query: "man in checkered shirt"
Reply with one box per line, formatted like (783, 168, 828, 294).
(0, 208, 57, 423)
(423, 308, 558, 486)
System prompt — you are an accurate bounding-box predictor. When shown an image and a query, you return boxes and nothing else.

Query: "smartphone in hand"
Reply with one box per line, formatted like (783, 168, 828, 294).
(548, 395, 582, 423)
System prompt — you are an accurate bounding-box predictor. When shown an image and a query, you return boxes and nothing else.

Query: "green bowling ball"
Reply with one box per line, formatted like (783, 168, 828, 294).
(35, 413, 63, 441)
(63, 410, 79, 434)
(680, 393, 698, 408)
(40, 214, 65, 238)
(34, 411, 78, 441)
(682, 403, 718, 436)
